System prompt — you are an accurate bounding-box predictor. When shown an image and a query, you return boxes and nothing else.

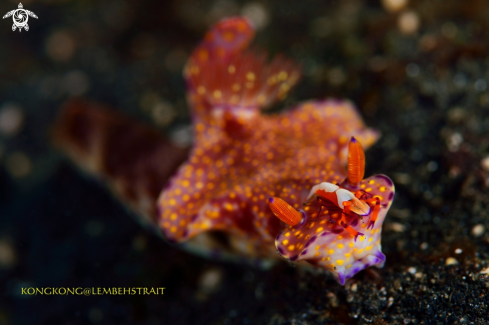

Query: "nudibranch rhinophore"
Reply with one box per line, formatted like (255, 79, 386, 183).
(54, 16, 394, 285)
(269, 137, 394, 285)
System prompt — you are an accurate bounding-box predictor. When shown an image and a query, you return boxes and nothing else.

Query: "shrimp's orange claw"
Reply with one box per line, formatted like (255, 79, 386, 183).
(341, 219, 364, 242)
(365, 196, 380, 230)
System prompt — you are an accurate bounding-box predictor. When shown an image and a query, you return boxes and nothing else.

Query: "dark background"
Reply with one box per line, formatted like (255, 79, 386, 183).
(1, 0, 489, 324)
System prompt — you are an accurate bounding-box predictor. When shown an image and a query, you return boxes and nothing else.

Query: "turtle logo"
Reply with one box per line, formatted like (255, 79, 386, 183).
(3, 3, 38, 32)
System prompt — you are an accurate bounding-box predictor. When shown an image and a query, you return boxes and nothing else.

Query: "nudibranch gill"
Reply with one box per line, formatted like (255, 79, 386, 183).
(268, 137, 394, 285)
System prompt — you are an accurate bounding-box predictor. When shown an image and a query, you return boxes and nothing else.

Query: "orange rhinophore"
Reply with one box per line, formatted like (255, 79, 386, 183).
(268, 197, 303, 226)
(347, 136, 365, 186)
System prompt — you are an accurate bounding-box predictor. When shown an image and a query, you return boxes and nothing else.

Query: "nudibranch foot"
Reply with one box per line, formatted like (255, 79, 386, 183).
(269, 137, 395, 284)
(52, 99, 190, 227)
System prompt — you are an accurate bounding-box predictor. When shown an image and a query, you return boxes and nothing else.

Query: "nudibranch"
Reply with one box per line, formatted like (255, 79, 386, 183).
(53, 16, 393, 284)
(156, 16, 387, 271)
(269, 137, 394, 285)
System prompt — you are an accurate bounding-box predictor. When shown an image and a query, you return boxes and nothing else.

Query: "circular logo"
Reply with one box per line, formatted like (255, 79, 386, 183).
(13, 10, 28, 28)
